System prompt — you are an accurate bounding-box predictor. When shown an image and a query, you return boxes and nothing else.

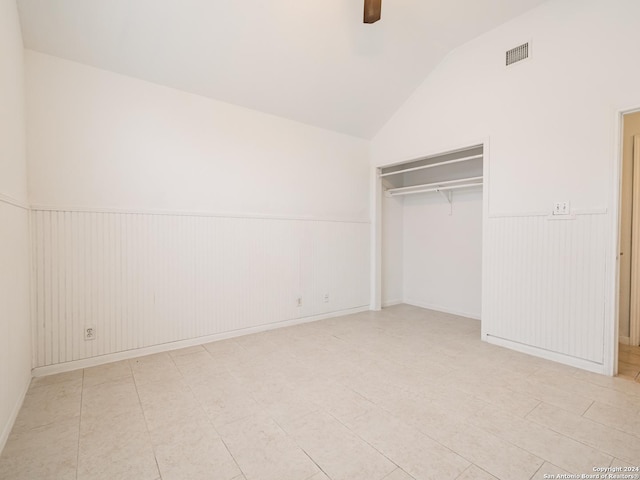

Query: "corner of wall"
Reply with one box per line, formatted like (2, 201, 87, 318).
(0, 0, 33, 455)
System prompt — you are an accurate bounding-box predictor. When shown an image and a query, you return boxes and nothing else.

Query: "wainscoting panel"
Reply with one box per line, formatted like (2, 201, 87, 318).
(484, 213, 608, 364)
(31, 210, 370, 367)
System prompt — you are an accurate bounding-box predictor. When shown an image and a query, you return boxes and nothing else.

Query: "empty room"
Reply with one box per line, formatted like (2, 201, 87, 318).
(1, 0, 640, 479)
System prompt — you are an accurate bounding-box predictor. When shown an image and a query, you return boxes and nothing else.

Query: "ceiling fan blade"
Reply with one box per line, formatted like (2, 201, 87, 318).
(363, 0, 381, 24)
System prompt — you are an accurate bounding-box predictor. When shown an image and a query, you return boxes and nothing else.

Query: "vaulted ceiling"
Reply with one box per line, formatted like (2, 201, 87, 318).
(17, 0, 548, 138)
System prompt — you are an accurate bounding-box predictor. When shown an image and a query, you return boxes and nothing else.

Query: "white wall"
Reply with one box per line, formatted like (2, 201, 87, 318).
(381, 195, 404, 306)
(403, 188, 482, 319)
(0, 0, 31, 453)
(372, 0, 640, 374)
(26, 51, 369, 220)
(26, 51, 371, 370)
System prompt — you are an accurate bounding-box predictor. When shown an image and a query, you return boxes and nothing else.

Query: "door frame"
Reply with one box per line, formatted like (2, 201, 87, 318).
(611, 107, 640, 376)
(630, 135, 640, 346)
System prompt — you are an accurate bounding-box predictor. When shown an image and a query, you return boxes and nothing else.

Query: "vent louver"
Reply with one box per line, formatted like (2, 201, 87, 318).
(506, 43, 529, 66)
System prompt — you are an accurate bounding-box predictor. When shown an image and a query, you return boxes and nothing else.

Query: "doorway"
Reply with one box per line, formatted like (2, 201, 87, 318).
(618, 110, 640, 381)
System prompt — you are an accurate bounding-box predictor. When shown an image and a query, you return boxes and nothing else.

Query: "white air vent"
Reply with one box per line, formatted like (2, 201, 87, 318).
(506, 43, 529, 66)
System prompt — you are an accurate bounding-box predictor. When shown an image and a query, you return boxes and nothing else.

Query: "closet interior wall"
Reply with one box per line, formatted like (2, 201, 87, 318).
(380, 146, 484, 319)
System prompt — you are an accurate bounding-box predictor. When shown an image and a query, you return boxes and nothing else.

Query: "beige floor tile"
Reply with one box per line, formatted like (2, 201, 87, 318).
(343, 407, 469, 480)
(455, 465, 498, 480)
(79, 402, 148, 448)
(435, 420, 544, 480)
(184, 367, 242, 391)
(573, 368, 640, 398)
(359, 386, 466, 440)
(382, 468, 416, 480)
(529, 369, 640, 414)
(83, 360, 132, 387)
(306, 472, 332, 480)
(130, 352, 184, 385)
(153, 423, 240, 480)
(346, 371, 406, 407)
(189, 375, 261, 428)
(467, 404, 612, 474)
(136, 377, 205, 433)
(77, 433, 159, 480)
(282, 411, 397, 480)
(298, 379, 377, 424)
(529, 462, 574, 480)
(365, 359, 452, 392)
(202, 338, 246, 360)
(5, 305, 640, 479)
(78, 373, 157, 480)
(418, 384, 491, 420)
(130, 351, 174, 366)
(527, 402, 640, 464)
(609, 458, 639, 469)
(147, 414, 209, 446)
(80, 377, 141, 424)
(441, 371, 541, 418)
(532, 358, 583, 377)
(173, 355, 229, 384)
(170, 349, 215, 367)
(12, 378, 82, 433)
(265, 358, 315, 384)
(583, 401, 640, 437)
(30, 369, 83, 387)
(248, 378, 318, 427)
(0, 418, 79, 480)
(506, 376, 595, 415)
(78, 411, 157, 480)
(218, 412, 319, 480)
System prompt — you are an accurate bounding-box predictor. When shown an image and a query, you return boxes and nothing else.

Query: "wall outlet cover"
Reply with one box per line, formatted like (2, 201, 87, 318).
(85, 327, 96, 340)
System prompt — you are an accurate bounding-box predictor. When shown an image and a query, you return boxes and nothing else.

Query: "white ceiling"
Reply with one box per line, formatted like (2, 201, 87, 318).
(17, 0, 547, 138)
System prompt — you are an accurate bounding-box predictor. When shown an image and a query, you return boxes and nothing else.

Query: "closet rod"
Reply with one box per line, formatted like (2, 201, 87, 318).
(379, 154, 483, 177)
(387, 181, 482, 197)
(386, 176, 483, 194)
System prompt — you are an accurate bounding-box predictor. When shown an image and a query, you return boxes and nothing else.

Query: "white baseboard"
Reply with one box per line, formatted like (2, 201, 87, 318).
(0, 375, 31, 455)
(32, 306, 370, 377)
(404, 299, 481, 320)
(484, 334, 606, 375)
(382, 299, 403, 307)
(619, 336, 631, 346)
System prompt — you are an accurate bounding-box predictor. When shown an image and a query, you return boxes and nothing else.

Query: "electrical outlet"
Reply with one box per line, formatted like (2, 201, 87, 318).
(323, 293, 329, 303)
(553, 201, 570, 215)
(84, 327, 96, 341)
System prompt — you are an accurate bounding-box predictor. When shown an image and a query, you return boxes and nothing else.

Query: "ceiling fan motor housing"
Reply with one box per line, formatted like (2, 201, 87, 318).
(364, 0, 382, 23)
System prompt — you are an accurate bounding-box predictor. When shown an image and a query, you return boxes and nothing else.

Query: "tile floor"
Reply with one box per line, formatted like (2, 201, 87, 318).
(1, 305, 639, 480)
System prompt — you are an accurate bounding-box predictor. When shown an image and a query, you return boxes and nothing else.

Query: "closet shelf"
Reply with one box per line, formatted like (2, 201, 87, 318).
(385, 176, 483, 197)
(379, 154, 483, 178)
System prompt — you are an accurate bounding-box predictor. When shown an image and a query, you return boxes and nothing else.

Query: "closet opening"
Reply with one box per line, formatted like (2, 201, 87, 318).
(373, 144, 485, 326)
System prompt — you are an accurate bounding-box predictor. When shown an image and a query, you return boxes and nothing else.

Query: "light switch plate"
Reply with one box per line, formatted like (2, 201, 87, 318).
(553, 201, 570, 215)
